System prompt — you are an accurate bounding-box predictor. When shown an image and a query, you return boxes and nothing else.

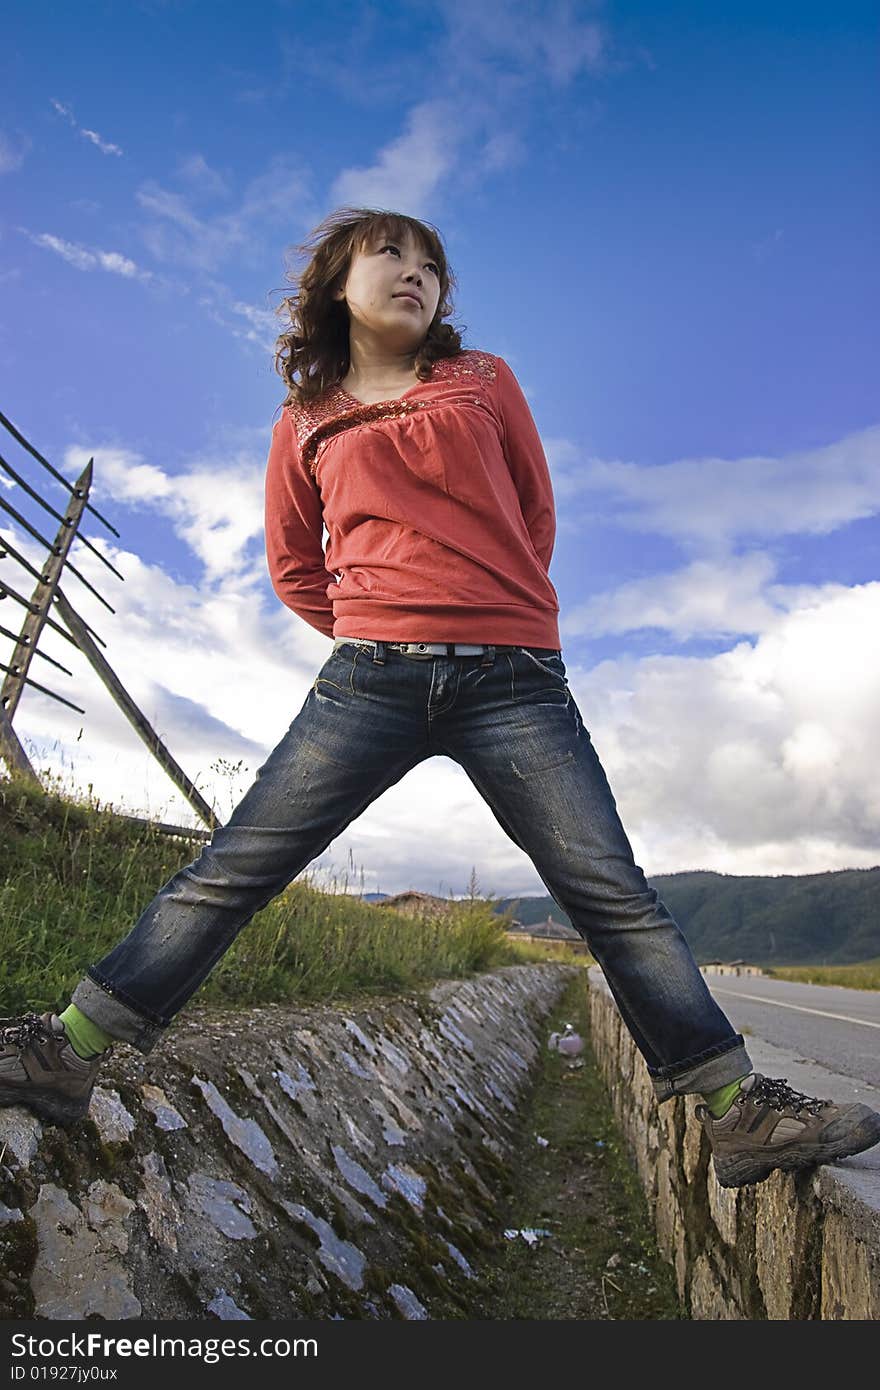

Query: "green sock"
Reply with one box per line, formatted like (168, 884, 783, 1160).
(58, 1004, 114, 1059)
(702, 1075, 750, 1118)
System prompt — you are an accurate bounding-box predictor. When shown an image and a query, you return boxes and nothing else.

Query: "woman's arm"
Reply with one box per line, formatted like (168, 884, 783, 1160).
(492, 356, 557, 570)
(264, 409, 337, 638)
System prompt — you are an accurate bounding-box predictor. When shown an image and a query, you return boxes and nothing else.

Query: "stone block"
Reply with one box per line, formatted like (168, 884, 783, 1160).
(30, 1182, 140, 1319)
(755, 1172, 811, 1320)
(674, 1214, 688, 1303)
(707, 1172, 738, 1247)
(682, 1099, 705, 1185)
(821, 1208, 880, 1320)
(654, 1148, 681, 1264)
(689, 1251, 741, 1319)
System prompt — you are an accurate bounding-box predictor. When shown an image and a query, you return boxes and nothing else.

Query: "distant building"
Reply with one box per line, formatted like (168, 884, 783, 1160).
(700, 961, 764, 977)
(375, 890, 453, 920)
(505, 914, 580, 941)
(503, 915, 588, 952)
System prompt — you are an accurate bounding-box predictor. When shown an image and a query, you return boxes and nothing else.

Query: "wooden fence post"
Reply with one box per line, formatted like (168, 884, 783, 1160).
(53, 590, 220, 832)
(1, 459, 93, 721)
(0, 702, 40, 785)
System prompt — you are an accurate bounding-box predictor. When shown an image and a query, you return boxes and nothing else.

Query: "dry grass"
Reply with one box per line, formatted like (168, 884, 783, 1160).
(0, 773, 520, 1015)
(765, 959, 880, 991)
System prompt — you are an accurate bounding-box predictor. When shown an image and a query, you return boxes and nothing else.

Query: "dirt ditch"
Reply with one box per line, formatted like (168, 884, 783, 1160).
(471, 974, 683, 1320)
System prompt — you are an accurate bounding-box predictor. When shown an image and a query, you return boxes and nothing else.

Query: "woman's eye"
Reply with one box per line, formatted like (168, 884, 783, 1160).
(380, 244, 438, 274)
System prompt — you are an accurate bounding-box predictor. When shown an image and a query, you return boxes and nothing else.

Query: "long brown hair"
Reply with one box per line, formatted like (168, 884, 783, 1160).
(274, 207, 465, 407)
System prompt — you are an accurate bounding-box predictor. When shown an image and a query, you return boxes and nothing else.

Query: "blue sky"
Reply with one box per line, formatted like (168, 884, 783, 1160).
(2, 1, 878, 895)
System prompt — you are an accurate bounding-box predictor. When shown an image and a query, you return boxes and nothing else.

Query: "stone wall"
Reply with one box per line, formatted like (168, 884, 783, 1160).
(587, 968, 880, 1319)
(0, 963, 574, 1321)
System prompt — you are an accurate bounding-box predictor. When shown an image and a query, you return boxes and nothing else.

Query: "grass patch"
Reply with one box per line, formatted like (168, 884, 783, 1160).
(765, 959, 880, 991)
(504, 937, 594, 968)
(0, 774, 524, 1014)
(471, 972, 682, 1320)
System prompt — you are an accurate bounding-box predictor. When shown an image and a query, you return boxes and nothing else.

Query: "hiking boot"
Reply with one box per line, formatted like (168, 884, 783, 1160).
(698, 1073, 880, 1188)
(0, 1012, 111, 1127)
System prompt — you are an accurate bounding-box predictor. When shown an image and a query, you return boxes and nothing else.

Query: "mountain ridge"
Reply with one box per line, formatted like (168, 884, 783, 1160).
(492, 865, 880, 966)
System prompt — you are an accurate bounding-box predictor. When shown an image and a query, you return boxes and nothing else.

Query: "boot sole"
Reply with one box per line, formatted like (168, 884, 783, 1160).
(0, 1089, 91, 1128)
(711, 1111, 880, 1188)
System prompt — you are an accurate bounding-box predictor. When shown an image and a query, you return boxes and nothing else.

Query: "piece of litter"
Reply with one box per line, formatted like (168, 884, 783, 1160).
(594, 1139, 606, 1148)
(601, 1272, 623, 1316)
(606, 1252, 621, 1269)
(535, 1134, 549, 1148)
(548, 1024, 584, 1056)
(503, 1227, 553, 1247)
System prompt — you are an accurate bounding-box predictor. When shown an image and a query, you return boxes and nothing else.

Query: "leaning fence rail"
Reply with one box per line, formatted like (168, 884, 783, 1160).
(0, 408, 219, 831)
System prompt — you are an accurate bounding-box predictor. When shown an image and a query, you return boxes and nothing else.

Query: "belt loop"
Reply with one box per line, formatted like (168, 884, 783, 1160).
(479, 645, 495, 668)
(372, 640, 386, 665)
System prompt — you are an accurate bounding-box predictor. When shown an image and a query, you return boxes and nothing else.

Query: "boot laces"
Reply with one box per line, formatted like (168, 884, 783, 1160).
(751, 1076, 828, 1117)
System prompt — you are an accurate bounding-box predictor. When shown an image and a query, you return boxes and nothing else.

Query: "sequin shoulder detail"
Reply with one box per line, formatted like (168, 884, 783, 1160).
(429, 350, 497, 387)
(287, 350, 497, 475)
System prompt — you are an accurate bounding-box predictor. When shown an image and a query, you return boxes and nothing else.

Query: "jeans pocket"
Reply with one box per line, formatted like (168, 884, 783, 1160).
(511, 648, 569, 703)
(313, 646, 356, 695)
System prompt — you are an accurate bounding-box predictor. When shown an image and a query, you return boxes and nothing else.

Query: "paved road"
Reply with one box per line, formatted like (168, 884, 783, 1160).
(703, 974, 880, 1089)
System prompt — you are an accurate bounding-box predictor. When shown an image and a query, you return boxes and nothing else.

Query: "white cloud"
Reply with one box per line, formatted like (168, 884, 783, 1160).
(478, 131, 527, 173)
(546, 424, 880, 548)
(440, 0, 610, 85)
(81, 128, 123, 157)
(136, 157, 310, 272)
(285, 4, 624, 240)
(50, 98, 123, 156)
(25, 231, 149, 281)
(531, 3, 606, 85)
(95, 250, 140, 276)
(176, 154, 230, 198)
(562, 553, 782, 640)
(330, 101, 460, 214)
(186, 281, 279, 354)
(228, 300, 279, 349)
(67, 445, 265, 583)
(566, 583, 880, 874)
(31, 233, 95, 271)
(0, 131, 29, 174)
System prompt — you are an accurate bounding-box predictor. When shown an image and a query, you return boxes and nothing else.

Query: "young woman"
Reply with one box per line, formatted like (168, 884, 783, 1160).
(2, 208, 878, 1190)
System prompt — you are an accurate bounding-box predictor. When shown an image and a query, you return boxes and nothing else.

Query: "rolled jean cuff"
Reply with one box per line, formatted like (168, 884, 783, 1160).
(649, 1036, 752, 1102)
(71, 974, 167, 1055)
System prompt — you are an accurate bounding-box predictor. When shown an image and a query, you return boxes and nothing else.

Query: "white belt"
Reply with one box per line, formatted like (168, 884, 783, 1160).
(332, 638, 504, 658)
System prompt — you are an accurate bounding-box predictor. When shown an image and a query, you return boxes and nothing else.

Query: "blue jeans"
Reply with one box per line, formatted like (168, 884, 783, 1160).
(72, 641, 750, 1099)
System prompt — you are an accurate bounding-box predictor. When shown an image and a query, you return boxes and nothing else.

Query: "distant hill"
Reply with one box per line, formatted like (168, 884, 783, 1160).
(493, 867, 880, 966)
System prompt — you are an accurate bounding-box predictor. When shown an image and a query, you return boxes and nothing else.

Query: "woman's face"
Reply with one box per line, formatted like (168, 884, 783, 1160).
(334, 226, 442, 349)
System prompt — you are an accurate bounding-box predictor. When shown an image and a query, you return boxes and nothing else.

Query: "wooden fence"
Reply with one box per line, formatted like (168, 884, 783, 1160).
(0, 408, 218, 831)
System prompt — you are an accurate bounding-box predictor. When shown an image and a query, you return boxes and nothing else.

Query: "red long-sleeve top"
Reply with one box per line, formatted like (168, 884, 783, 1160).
(264, 349, 561, 646)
